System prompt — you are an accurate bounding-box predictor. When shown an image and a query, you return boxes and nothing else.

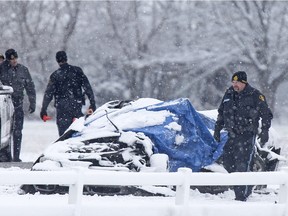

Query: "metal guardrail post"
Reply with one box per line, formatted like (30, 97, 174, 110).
(68, 168, 84, 216)
(279, 167, 288, 216)
(279, 167, 288, 204)
(175, 168, 192, 216)
(175, 168, 192, 205)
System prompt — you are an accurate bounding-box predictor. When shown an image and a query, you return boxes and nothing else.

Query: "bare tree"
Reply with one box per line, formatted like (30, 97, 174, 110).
(0, 1, 81, 86)
(212, 1, 288, 112)
(1, 0, 287, 119)
(105, 1, 177, 100)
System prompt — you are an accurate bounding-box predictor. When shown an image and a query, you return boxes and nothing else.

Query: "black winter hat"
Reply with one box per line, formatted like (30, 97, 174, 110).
(5, 49, 18, 60)
(231, 71, 247, 84)
(56, 51, 67, 63)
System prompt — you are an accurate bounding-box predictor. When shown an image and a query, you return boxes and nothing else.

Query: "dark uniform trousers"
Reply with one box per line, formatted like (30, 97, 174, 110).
(222, 132, 256, 201)
(56, 98, 83, 136)
(12, 103, 24, 160)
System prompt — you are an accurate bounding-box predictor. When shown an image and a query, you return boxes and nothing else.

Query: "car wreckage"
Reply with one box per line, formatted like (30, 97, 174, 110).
(0, 84, 14, 162)
(20, 98, 284, 195)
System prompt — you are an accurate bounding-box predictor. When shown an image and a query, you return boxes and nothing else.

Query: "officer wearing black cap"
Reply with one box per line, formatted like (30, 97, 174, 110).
(214, 71, 273, 201)
(0, 48, 36, 162)
(40, 51, 96, 136)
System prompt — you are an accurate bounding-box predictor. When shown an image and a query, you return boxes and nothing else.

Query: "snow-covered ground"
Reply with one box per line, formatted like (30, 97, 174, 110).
(0, 120, 287, 216)
(21, 120, 59, 162)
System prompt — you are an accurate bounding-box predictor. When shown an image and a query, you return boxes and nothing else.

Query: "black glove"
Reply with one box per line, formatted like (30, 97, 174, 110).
(28, 104, 36, 114)
(40, 109, 47, 120)
(213, 129, 221, 142)
(258, 129, 269, 146)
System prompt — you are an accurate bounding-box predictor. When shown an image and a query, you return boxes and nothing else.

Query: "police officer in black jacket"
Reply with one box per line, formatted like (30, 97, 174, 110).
(0, 49, 36, 162)
(214, 71, 273, 201)
(40, 51, 96, 136)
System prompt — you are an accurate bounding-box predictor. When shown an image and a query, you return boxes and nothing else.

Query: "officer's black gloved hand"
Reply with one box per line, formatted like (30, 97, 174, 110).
(258, 129, 269, 146)
(213, 130, 221, 142)
(28, 104, 36, 114)
(40, 109, 47, 120)
(89, 104, 96, 112)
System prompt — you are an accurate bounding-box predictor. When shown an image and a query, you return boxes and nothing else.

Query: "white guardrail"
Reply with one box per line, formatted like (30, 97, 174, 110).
(0, 167, 288, 216)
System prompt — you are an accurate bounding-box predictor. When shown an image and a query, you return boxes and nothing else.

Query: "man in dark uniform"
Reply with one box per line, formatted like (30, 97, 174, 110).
(213, 71, 273, 201)
(40, 51, 96, 136)
(0, 49, 36, 162)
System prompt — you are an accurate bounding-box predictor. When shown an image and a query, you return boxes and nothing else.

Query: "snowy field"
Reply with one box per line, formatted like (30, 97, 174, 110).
(21, 120, 59, 162)
(0, 120, 287, 216)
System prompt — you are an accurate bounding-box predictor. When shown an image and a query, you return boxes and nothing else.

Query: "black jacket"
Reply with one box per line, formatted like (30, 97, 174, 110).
(215, 84, 273, 134)
(42, 63, 96, 112)
(0, 60, 36, 108)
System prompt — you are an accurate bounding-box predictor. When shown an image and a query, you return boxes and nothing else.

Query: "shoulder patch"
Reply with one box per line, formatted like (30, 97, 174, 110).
(259, 95, 265, 101)
(223, 98, 230, 103)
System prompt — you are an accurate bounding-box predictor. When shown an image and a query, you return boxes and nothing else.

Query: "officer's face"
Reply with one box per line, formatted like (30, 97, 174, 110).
(9, 57, 18, 67)
(232, 81, 246, 93)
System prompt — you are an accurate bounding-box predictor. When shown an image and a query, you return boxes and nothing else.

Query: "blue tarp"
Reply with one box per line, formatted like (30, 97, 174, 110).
(128, 98, 228, 172)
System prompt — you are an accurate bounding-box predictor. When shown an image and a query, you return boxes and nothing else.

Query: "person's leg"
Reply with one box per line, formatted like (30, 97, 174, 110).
(233, 133, 256, 201)
(56, 103, 82, 136)
(12, 107, 24, 161)
(222, 138, 236, 173)
(56, 110, 73, 136)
